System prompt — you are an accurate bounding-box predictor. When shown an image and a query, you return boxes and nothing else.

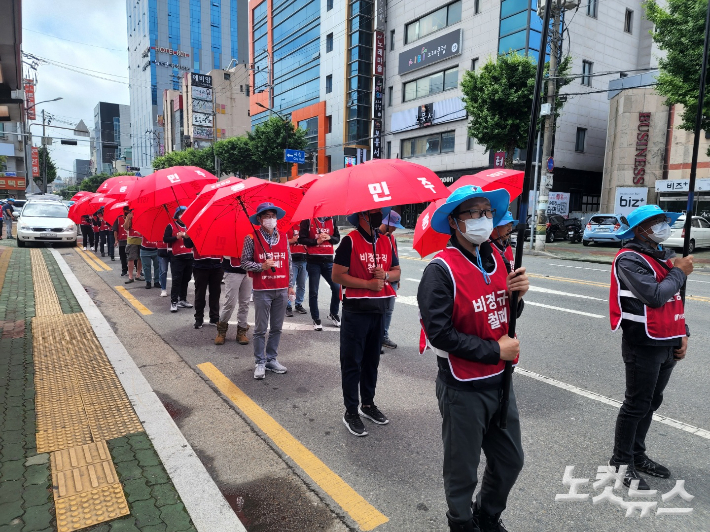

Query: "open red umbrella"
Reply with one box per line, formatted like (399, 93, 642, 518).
(96, 175, 139, 194)
(187, 179, 304, 258)
(70, 191, 91, 202)
(67, 193, 99, 223)
(104, 201, 128, 226)
(411, 169, 525, 258)
(126, 166, 217, 242)
(285, 173, 319, 190)
(105, 180, 137, 201)
(87, 194, 116, 214)
(291, 159, 448, 221)
(180, 176, 247, 227)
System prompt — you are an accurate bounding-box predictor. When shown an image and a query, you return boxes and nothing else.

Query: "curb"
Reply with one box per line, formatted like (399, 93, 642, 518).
(50, 249, 246, 532)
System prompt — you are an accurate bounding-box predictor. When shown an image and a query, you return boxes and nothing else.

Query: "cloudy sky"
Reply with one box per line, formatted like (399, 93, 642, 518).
(22, 0, 129, 180)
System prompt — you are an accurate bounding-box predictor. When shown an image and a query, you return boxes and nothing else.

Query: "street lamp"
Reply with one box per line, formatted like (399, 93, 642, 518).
(25, 97, 64, 193)
(27, 97, 63, 111)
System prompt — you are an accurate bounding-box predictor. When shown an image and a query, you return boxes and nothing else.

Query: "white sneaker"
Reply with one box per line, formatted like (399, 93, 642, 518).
(178, 300, 193, 308)
(160, 290, 168, 297)
(82, 246, 87, 251)
(170, 302, 178, 312)
(313, 319, 323, 331)
(254, 364, 266, 379)
(328, 313, 341, 327)
(265, 360, 287, 374)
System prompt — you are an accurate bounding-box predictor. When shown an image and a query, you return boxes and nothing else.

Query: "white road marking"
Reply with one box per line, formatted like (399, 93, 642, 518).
(548, 263, 609, 272)
(404, 278, 421, 283)
(527, 286, 605, 301)
(396, 295, 420, 307)
(236, 321, 339, 332)
(524, 301, 604, 318)
(517, 367, 710, 441)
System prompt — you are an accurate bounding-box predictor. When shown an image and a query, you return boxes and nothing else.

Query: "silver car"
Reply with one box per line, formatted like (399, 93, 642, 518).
(16, 200, 77, 247)
(665, 215, 710, 254)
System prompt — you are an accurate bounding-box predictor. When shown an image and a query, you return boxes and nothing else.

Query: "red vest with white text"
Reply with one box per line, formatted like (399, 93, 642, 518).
(306, 218, 335, 255)
(423, 246, 517, 382)
(229, 257, 241, 268)
(116, 215, 127, 241)
(343, 230, 396, 299)
(168, 222, 193, 256)
(288, 226, 307, 255)
(140, 236, 157, 249)
(99, 218, 109, 231)
(192, 248, 221, 261)
(92, 215, 100, 233)
(609, 249, 686, 340)
(249, 232, 290, 290)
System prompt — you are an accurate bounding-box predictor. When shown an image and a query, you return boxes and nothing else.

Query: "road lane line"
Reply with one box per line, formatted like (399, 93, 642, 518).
(233, 320, 339, 332)
(197, 363, 389, 531)
(399, 255, 428, 262)
(84, 249, 112, 271)
(404, 278, 421, 283)
(548, 263, 609, 272)
(524, 301, 604, 318)
(75, 247, 105, 272)
(516, 367, 710, 440)
(115, 286, 152, 315)
(527, 286, 605, 301)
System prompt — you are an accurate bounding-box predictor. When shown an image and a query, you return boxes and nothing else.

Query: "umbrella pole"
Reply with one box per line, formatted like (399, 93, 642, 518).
(365, 213, 379, 269)
(237, 197, 276, 273)
(499, 0, 554, 430)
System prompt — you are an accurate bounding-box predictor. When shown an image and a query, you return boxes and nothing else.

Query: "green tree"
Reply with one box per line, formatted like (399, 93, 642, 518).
(646, 0, 710, 149)
(248, 116, 308, 172)
(35, 146, 57, 186)
(215, 136, 259, 177)
(461, 51, 572, 168)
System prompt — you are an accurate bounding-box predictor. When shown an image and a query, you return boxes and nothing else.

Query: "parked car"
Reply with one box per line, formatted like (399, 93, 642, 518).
(16, 200, 77, 247)
(523, 214, 582, 242)
(583, 214, 625, 246)
(665, 215, 710, 253)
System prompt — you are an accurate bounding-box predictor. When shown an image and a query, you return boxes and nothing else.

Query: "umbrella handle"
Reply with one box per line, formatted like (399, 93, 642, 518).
(238, 198, 276, 273)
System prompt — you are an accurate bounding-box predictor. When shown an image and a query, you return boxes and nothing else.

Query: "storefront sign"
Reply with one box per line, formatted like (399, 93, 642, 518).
(614, 187, 648, 216)
(374, 31, 385, 76)
(372, 119, 382, 159)
(153, 46, 189, 58)
(655, 178, 710, 192)
(494, 152, 506, 168)
(31, 147, 39, 178)
(193, 99, 213, 114)
(154, 60, 190, 71)
(633, 112, 650, 185)
(416, 104, 434, 127)
(192, 86, 213, 102)
(547, 192, 570, 217)
(375, 0, 387, 31)
(24, 79, 35, 120)
(192, 113, 213, 127)
(373, 76, 384, 120)
(399, 29, 461, 75)
(191, 73, 213, 88)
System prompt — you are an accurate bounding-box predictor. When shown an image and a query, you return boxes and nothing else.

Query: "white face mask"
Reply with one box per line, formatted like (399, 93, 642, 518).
(459, 217, 494, 245)
(646, 221, 671, 243)
(262, 218, 277, 230)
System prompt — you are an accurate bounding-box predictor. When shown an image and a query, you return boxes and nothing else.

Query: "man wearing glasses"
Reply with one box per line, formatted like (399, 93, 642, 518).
(418, 186, 529, 532)
(609, 205, 693, 490)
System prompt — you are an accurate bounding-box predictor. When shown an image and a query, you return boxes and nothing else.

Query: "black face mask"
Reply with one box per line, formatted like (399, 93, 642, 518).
(367, 211, 383, 228)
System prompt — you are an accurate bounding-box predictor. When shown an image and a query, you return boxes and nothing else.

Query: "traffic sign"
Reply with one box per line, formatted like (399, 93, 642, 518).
(284, 149, 306, 164)
(547, 157, 554, 172)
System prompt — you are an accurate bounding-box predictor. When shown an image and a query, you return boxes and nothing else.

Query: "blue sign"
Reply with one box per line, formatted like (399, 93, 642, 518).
(547, 157, 554, 172)
(284, 149, 306, 164)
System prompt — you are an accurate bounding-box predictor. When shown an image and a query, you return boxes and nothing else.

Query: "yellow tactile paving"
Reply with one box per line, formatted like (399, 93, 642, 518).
(30, 248, 63, 316)
(52, 441, 112, 471)
(36, 426, 94, 454)
(54, 484, 130, 532)
(0, 247, 13, 294)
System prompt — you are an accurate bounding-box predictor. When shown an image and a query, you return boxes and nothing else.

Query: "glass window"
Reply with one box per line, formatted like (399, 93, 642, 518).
(624, 9, 633, 33)
(401, 131, 455, 158)
(473, 0, 480, 14)
(498, 30, 527, 54)
(447, 1, 462, 24)
(582, 60, 593, 86)
(404, 82, 417, 102)
(575, 128, 586, 152)
(471, 57, 479, 71)
(386, 141, 391, 159)
(500, 10, 528, 37)
(501, 0, 527, 18)
(429, 72, 444, 95)
(388, 86, 393, 106)
(441, 131, 455, 153)
(327, 0, 333, 10)
(587, 0, 598, 18)
(390, 30, 395, 50)
(406, 22, 419, 44)
(444, 68, 458, 90)
(419, 7, 447, 38)
(403, 68, 459, 102)
(326, 75, 332, 93)
(405, 1, 460, 44)
(327, 33, 333, 52)
(528, 29, 541, 50)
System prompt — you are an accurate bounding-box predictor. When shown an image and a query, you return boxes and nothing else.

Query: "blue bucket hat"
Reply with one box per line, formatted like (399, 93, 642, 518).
(249, 202, 286, 225)
(381, 210, 405, 229)
(174, 206, 187, 219)
(430, 185, 510, 234)
(347, 207, 392, 227)
(615, 204, 682, 240)
(496, 211, 518, 227)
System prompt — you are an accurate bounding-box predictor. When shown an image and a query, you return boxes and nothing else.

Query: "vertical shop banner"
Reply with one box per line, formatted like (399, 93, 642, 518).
(375, 0, 387, 31)
(373, 77, 384, 120)
(494, 152, 506, 168)
(372, 120, 382, 159)
(31, 147, 39, 178)
(24, 80, 36, 120)
(374, 31, 385, 76)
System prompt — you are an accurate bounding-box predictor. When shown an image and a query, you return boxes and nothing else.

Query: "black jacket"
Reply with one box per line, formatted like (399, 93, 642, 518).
(163, 222, 194, 261)
(615, 239, 689, 346)
(298, 218, 341, 264)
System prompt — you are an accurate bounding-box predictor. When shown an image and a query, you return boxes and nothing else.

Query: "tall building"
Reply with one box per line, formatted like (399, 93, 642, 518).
(126, 0, 249, 171)
(73, 159, 92, 183)
(93, 102, 132, 175)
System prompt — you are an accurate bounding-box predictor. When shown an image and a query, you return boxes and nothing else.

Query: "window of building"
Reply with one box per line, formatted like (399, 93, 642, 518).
(405, 1, 461, 44)
(326, 155, 332, 172)
(390, 30, 395, 50)
(326, 115, 332, 133)
(474, 0, 480, 14)
(327, 0, 333, 11)
(386, 141, 392, 158)
(624, 9, 633, 33)
(224, 72, 231, 80)
(467, 136, 475, 150)
(402, 131, 456, 158)
(403, 68, 458, 102)
(587, 0, 598, 18)
(575, 128, 587, 152)
(388, 86, 393, 106)
(582, 60, 593, 87)
(326, 75, 333, 93)
(471, 57, 479, 71)
(326, 33, 334, 52)
(582, 195, 601, 213)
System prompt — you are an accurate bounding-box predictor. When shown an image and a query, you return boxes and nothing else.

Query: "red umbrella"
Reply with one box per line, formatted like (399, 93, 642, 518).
(126, 166, 217, 242)
(67, 193, 99, 223)
(70, 191, 91, 202)
(105, 180, 137, 201)
(412, 169, 525, 258)
(87, 194, 116, 214)
(105, 201, 128, 226)
(96, 174, 139, 194)
(285, 173, 320, 190)
(291, 159, 448, 221)
(187, 179, 304, 258)
(181, 176, 247, 227)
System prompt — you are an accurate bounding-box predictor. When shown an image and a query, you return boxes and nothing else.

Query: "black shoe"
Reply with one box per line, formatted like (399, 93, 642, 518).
(382, 337, 397, 349)
(359, 404, 389, 425)
(608, 459, 650, 490)
(146, 282, 152, 289)
(285, 306, 294, 317)
(194, 320, 203, 329)
(111, 257, 115, 261)
(124, 279, 134, 284)
(209, 317, 219, 326)
(328, 313, 341, 327)
(448, 517, 479, 532)
(313, 319, 323, 331)
(101, 252, 105, 257)
(343, 412, 368, 436)
(473, 503, 508, 532)
(634, 455, 671, 478)
(121, 272, 128, 277)
(295, 304, 307, 314)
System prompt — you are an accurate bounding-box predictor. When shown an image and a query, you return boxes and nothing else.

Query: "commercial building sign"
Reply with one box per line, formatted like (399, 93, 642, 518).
(193, 99, 213, 114)
(193, 126, 213, 139)
(633, 112, 650, 185)
(191, 73, 213, 88)
(547, 192, 571, 217)
(31, 147, 39, 178)
(655, 178, 710, 192)
(374, 31, 385, 76)
(494, 152, 506, 168)
(375, 0, 387, 31)
(372, 120, 382, 159)
(614, 187, 648, 216)
(24, 79, 35, 120)
(153, 60, 190, 72)
(373, 77, 384, 120)
(416, 104, 433, 127)
(192, 113, 213, 127)
(192, 86, 213, 101)
(152, 46, 189, 58)
(398, 29, 462, 75)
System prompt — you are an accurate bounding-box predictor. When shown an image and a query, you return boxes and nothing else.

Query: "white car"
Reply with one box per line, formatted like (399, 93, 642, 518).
(16, 200, 77, 247)
(665, 215, 710, 253)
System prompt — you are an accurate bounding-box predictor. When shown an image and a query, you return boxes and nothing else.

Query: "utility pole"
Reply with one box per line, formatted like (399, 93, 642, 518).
(535, 0, 563, 251)
(42, 109, 47, 193)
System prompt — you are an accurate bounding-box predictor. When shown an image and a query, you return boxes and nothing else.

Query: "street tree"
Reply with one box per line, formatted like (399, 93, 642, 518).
(215, 136, 259, 177)
(35, 146, 57, 186)
(248, 116, 308, 174)
(646, 0, 710, 153)
(461, 51, 571, 168)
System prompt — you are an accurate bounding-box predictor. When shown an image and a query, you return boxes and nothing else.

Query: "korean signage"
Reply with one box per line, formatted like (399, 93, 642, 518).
(374, 31, 385, 77)
(0, 178, 25, 190)
(31, 147, 39, 178)
(416, 104, 433, 127)
(614, 187, 648, 216)
(152, 46, 189, 58)
(633, 112, 650, 185)
(547, 192, 571, 217)
(191, 73, 213, 88)
(398, 29, 462, 75)
(655, 178, 710, 192)
(192, 99, 213, 114)
(373, 76, 384, 120)
(24, 79, 35, 120)
(494, 152, 506, 168)
(375, 0, 387, 31)
(192, 86, 213, 102)
(372, 120, 382, 159)
(154, 60, 190, 71)
(192, 113, 213, 127)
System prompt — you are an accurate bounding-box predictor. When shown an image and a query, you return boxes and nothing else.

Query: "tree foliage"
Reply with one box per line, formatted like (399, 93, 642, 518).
(645, 0, 710, 140)
(461, 51, 572, 167)
(248, 116, 308, 170)
(215, 136, 260, 177)
(35, 146, 57, 186)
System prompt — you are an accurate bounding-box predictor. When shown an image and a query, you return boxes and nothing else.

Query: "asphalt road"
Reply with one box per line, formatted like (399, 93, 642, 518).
(63, 240, 710, 531)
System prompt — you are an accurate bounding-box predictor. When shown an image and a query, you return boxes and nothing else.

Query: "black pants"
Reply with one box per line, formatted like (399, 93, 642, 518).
(307, 261, 340, 320)
(436, 379, 524, 523)
(92, 231, 100, 250)
(80, 225, 94, 248)
(340, 311, 383, 413)
(193, 267, 223, 322)
(98, 231, 115, 259)
(170, 257, 193, 304)
(613, 338, 677, 465)
(118, 244, 128, 274)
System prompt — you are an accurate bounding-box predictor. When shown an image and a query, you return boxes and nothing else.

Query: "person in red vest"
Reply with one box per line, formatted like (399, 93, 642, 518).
(286, 223, 308, 317)
(489, 211, 517, 271)
(608, 204, 693, 490)
(164, 206, 194, 313)
(139, 233, 160, 290)
(378, 210, 405, 350)
(91, 212, 101, 252)
(298, 216, 341, 329)
(97, 208, 114, 260)
(113, 205, 129, 276)
(188, 244, 224, 329)
(417, 186, 529, 532)
(80, 213, 94, 251)
(332, 207, 401, 437)
(214, 255, 253, 345)
(241, 202, 295, 380)
(123, 209, 144, 284)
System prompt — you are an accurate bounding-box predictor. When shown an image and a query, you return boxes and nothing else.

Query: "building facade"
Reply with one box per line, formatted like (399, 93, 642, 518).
(73, 159, 92, 183)
(126, 0, 249, 171)
(93, 102, 132, 175)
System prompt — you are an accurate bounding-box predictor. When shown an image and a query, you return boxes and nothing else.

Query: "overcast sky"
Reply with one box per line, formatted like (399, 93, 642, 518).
(23, 0, 129, 180)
